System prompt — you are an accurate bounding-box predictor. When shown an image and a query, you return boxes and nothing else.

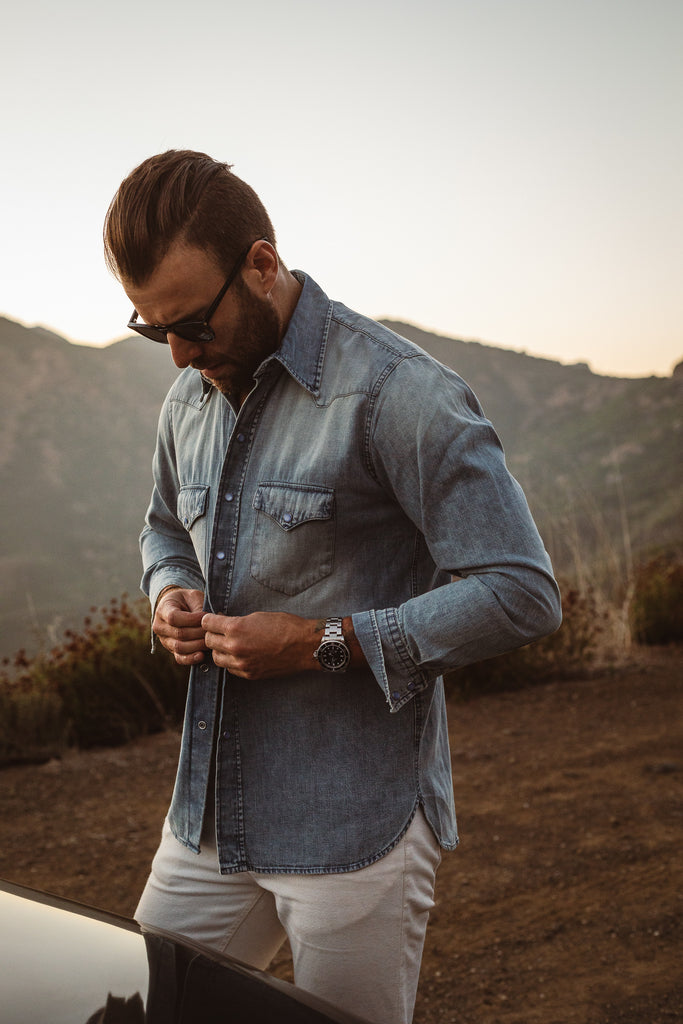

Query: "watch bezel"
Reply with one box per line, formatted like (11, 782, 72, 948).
(315, 638, 351, 672)
(317, 639, 351, 672)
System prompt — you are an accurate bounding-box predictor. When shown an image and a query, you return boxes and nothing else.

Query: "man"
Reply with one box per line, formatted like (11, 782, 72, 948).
(104, 150, 561, 1024)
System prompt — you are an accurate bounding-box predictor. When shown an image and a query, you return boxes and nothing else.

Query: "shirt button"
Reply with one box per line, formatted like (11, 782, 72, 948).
(216, 551, 226, 560)
(197, 720, 207, 730)
(223, 730, 230, 739)
(237, 433, 245, 443)
(200, 664, 210, 673)
(392, 691, 401, 700)
(224, 492, 234, 502)
(283, 512, 293, 523)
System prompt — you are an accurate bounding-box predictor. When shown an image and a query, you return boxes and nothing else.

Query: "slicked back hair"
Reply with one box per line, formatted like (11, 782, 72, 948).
(103, 150, 276, 285)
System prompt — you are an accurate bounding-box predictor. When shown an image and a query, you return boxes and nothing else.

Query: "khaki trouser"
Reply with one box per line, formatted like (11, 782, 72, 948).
(136, 808, 441, 1024)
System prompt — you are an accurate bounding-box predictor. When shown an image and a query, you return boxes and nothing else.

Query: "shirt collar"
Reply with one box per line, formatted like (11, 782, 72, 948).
(271, 271, 331, 397)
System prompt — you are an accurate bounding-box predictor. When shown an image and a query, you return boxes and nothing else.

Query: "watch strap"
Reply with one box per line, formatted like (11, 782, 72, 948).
(323, 617, 345, 642)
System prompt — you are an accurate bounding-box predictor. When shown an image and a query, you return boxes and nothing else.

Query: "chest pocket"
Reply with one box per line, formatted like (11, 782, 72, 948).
(177, 484, 210, 569)
(251, 482, 335, 595)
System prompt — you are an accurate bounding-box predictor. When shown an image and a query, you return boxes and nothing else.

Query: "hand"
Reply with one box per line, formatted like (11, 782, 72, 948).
(153, 588, 208, 665)
(201, 611, 319, 679)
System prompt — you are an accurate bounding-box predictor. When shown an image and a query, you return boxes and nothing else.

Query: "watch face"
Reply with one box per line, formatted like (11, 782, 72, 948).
(318, 640, 350, 671)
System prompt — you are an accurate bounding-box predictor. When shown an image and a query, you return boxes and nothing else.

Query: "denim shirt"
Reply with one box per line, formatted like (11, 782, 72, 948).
(141, 272, 562, 874)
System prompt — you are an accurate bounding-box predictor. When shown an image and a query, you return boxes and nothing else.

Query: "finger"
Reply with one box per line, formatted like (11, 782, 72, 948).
(169, 634, 207, 652)
(203, 630, 225, 652)
(173, 650, 207, 666)
(207, 648, 243, 674)
(201, 613, 239, 633)
(164, 608, 206, 628)
(159, 634, 208, 660)
(203, 628, 243, 655)
(154, 621, 207, 643)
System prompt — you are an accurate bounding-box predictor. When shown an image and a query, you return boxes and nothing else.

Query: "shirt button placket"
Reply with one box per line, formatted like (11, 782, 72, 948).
(210, 406, 260, 870)
(210, 415, 251, 604)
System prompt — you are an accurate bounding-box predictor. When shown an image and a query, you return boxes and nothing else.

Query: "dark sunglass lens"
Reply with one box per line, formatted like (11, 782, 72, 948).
(174, 324, 215, 344)
(144, 326, 169, 344)
(129, 323, 168, 344)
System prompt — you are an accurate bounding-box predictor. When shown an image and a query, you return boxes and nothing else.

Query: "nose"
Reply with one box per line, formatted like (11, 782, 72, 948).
(167, 332, 203, 368)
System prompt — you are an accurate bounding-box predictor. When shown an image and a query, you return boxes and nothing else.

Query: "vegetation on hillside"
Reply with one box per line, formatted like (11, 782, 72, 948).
(0, 597, 187, 766)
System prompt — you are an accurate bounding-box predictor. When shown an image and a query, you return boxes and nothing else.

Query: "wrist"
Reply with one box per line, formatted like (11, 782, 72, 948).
(341, 616, 367, 668)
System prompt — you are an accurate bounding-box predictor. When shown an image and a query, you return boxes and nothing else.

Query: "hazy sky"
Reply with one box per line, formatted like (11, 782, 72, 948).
(2, 0, 681, 377)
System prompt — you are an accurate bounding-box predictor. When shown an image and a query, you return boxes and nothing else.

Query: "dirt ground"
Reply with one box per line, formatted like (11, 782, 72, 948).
(0, 648, 680, 1023)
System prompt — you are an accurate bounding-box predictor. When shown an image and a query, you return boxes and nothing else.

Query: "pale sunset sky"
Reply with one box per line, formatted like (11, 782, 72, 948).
(1, 0, 681, 377)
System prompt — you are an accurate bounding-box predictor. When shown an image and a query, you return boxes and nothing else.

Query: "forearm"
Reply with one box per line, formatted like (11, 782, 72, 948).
(199, 612, 367, 679)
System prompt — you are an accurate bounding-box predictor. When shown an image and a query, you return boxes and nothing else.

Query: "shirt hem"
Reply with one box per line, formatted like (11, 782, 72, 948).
(210, 802, 457, 874)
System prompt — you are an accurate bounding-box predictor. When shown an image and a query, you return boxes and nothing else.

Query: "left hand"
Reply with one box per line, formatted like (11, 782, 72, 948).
(201, 611, 319, 679)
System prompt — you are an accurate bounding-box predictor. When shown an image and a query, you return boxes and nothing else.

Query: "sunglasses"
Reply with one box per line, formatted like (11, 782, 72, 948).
(127, 241, 259, 345)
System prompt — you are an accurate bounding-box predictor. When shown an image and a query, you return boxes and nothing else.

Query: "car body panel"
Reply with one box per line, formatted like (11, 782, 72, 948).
(0, 879, 370, 1023)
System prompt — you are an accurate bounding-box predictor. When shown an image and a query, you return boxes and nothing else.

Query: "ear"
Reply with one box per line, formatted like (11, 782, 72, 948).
(244, 239, 279, 296)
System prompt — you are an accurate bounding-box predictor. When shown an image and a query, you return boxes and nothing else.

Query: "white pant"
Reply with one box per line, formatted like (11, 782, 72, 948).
(135, 809, 441, 1024)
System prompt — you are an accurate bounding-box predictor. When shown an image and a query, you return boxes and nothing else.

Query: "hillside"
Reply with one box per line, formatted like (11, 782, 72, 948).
(0, 317, 179, 657)
(1, 314, 681, 657)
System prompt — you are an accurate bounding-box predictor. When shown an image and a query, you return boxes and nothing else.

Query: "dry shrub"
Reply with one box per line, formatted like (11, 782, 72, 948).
(445, 582, 615, 700)
(0, 597, 188, 766)
(0, 676, 66, 766)
(629, 557, 683, 645)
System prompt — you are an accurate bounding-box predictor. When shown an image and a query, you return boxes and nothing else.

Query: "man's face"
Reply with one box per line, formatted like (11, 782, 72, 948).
(124, 242, 281, 403)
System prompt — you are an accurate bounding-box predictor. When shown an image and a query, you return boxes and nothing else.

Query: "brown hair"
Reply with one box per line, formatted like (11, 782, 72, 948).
(103, 150, 276, 285)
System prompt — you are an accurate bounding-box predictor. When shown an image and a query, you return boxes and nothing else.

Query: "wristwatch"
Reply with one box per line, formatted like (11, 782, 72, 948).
(313, 617, 351, 672)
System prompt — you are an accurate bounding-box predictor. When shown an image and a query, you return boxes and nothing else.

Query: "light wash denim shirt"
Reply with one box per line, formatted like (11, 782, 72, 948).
(141, 272, 561, 874)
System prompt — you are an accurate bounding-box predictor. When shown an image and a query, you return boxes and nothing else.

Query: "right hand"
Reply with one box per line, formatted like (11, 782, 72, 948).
(153, 588, 208, 665)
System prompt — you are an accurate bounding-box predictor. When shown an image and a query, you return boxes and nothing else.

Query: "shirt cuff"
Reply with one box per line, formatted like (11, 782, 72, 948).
(352, 608, 430, 713)
(147, 569, 204, 615)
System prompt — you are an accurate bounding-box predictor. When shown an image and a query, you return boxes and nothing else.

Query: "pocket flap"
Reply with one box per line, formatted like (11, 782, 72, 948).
(252, 482, 334, 531)
(177, 484, 209, 530)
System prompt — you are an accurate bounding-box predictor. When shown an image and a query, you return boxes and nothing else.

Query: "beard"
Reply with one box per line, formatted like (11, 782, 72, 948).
(198, 283, 282, 402)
